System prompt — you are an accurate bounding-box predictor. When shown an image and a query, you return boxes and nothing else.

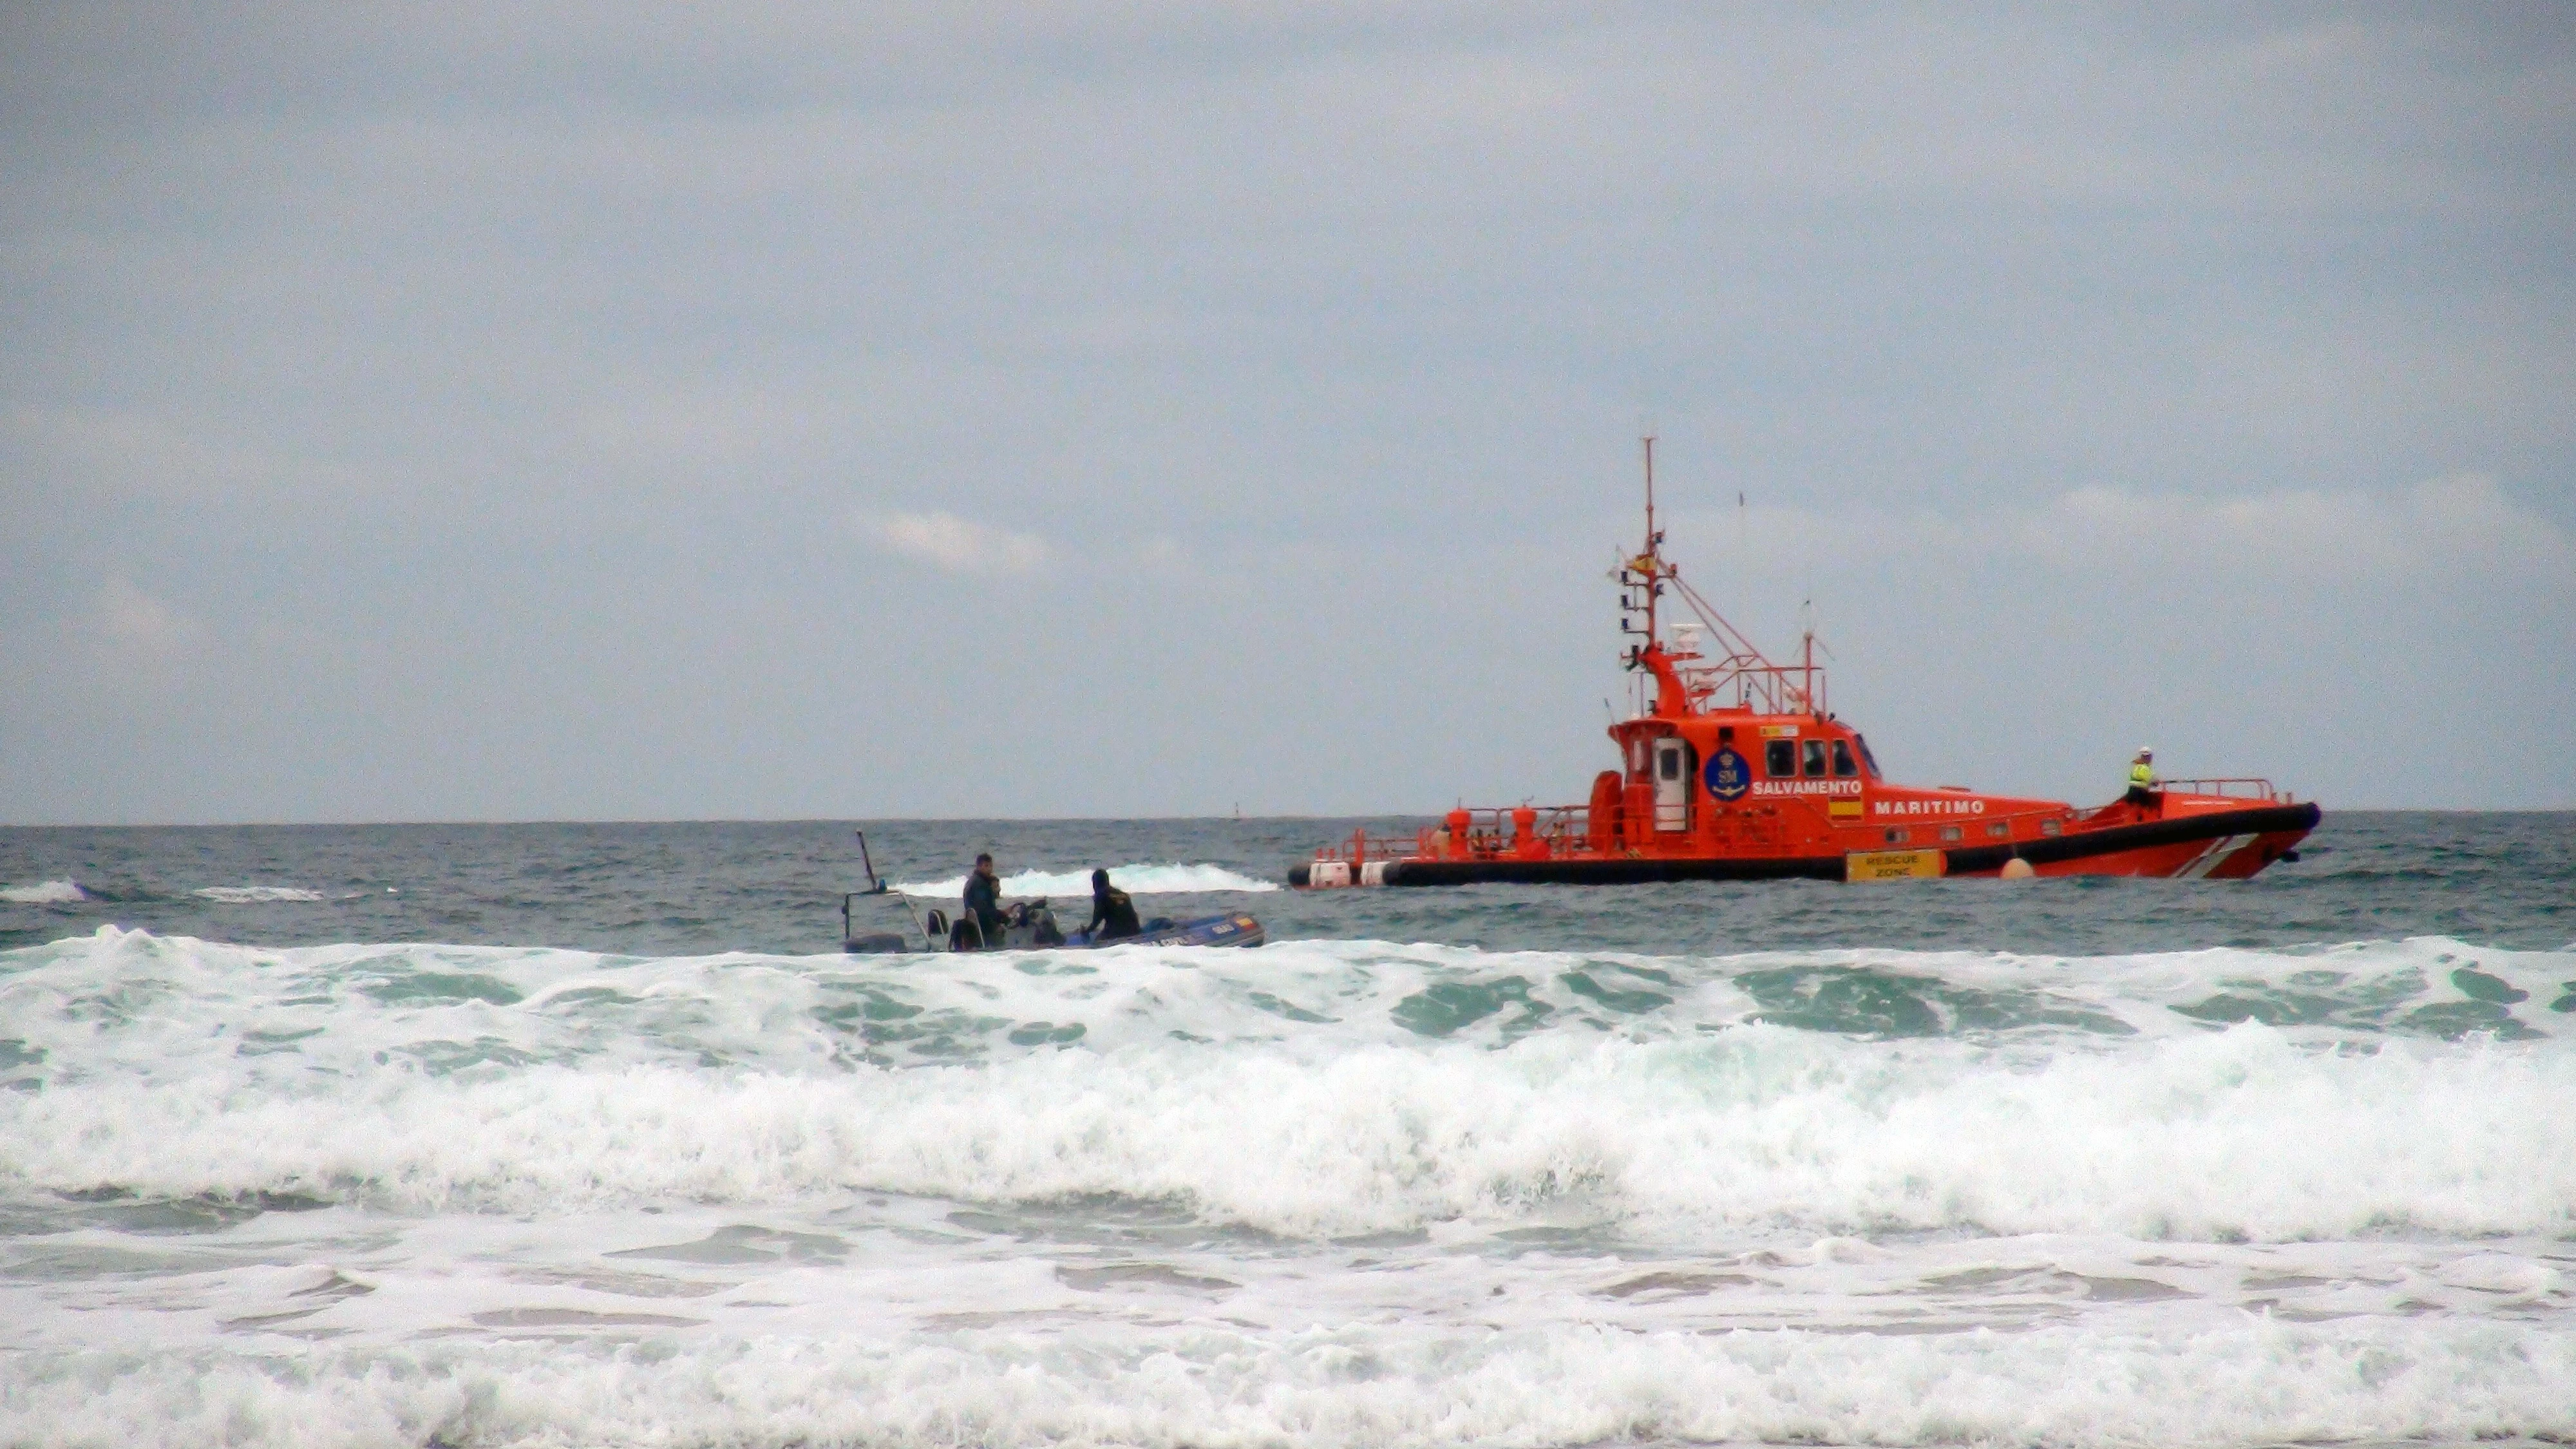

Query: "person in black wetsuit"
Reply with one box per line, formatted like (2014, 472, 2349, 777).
(961, 853, 1007, 949)
(1087, 868, 1141, 942)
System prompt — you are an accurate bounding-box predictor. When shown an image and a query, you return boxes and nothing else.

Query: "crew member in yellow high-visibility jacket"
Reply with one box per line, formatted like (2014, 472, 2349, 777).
(2125, 748, 2161, 810)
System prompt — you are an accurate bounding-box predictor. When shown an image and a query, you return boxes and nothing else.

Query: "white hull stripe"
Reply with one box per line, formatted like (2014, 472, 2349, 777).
(2175, 833, 2253, 880)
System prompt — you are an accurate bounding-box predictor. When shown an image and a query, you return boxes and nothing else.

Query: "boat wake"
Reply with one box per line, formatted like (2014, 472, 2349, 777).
(893, 863, 1277, 896)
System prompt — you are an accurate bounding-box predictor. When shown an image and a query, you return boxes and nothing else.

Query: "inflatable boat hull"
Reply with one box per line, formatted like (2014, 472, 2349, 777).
(845, 909, 1265, 952)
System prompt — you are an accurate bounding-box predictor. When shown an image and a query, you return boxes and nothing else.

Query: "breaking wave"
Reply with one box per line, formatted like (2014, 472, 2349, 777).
(6, 916, 2573, 1449)
(0, 880, 85, 904)
(3, 928, 2571, 1240)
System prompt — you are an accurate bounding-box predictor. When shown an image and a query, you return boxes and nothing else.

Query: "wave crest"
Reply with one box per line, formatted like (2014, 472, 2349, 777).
(7, 1026, 2573, 1242)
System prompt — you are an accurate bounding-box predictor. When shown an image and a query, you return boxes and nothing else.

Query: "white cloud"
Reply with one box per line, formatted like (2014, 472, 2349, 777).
(2, 403, 370, 506)
(862, 510, 1050, 575)
(2012, 474, 2569, 579)
(94, 577, 207, 660)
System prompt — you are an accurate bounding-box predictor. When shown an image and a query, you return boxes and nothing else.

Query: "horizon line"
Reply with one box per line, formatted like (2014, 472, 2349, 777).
(5, 806, 2571, 829)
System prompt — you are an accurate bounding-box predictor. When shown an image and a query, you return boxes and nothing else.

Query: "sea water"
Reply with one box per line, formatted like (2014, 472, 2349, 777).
(0, 812, 2570, 1447)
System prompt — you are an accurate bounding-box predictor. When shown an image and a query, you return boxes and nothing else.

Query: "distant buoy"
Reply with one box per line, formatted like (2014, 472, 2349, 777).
(2000, 858, 2036, 880)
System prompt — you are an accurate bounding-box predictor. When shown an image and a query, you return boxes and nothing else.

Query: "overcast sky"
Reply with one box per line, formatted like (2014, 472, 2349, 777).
(3, 3, 2570, 822)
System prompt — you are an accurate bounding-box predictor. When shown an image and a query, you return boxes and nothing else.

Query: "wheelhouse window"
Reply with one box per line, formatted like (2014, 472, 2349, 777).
(1832, 739, 1857, 778)
(1802, 740, 1828, 777)
(1658, 748, 1682, 781)
(1853, 734, 1884, 780)
(1766, 740, 1797, 777)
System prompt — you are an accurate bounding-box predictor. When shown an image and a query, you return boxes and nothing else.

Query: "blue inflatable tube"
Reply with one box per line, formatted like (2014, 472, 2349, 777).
(1064, 912, 1266, 949)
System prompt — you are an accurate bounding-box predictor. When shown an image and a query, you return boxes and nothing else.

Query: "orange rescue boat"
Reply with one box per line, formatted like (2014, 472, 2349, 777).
(1291, 441, 2319, 887)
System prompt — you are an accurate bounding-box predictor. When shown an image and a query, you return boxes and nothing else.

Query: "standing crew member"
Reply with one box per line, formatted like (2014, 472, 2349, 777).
(2125, 748, 2161, 811)
(1087, 868, 1141, 942)
(962, 853, 1008, 948)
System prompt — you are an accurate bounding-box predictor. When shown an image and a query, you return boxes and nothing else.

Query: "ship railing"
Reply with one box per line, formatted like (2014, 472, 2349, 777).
(1311, 806, 1592, 865)
(2065, 777, 2288, 827)
(1422, 805, 1591, 860)
(1310, 828, 1435, 866)
(1309, 830, 1402, 865)
(2161, 777, 2286, 802)
(1660, 571, 1828, 716)
(1665, 654, 1820, 717)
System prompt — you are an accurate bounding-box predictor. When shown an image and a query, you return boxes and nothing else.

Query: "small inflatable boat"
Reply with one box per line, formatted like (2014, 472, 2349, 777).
(843, 896, 1264, 954)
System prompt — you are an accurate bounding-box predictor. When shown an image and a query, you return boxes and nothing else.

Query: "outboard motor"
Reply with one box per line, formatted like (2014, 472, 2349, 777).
(1023, 902, 1064, 947)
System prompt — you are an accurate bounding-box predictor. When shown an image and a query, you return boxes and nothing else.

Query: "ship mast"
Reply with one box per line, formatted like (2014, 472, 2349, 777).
(1640, 434, 1659, 647)
(1613, 437, 1829, 722)
(1618, 435, 1689, 717)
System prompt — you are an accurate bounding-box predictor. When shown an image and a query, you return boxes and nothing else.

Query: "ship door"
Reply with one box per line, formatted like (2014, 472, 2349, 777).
(1653, 737, 1693, 832)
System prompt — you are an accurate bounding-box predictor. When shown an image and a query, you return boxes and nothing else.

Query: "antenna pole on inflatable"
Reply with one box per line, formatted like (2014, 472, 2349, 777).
(856, 831, 889, 895)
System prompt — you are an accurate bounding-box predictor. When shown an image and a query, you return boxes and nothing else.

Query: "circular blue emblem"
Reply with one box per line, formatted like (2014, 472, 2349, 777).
(1704, 746, 1750, 802)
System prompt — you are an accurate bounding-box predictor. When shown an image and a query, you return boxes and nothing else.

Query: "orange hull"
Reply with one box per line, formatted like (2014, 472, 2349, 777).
(1291, 793, 2316, 887)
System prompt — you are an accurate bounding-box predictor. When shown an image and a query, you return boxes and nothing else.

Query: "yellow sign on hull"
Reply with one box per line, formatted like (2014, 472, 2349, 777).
(1845, 848, 1945, 882)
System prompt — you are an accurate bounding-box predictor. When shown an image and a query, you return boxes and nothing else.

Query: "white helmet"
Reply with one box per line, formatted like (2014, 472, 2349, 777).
(2137, 746, 2154, 758)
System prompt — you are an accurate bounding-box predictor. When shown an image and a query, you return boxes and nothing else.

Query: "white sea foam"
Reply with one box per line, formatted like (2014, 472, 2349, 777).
(0, 880, 85, 904)
(4, 929, 2572, 1241)
(10, 1027, 2570, 1240)
(893, 862, 1278, 896)
(5, 926, 2573, 1448)
(5, 1315, 2570, 1449)
(192, 886, 352, 903)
